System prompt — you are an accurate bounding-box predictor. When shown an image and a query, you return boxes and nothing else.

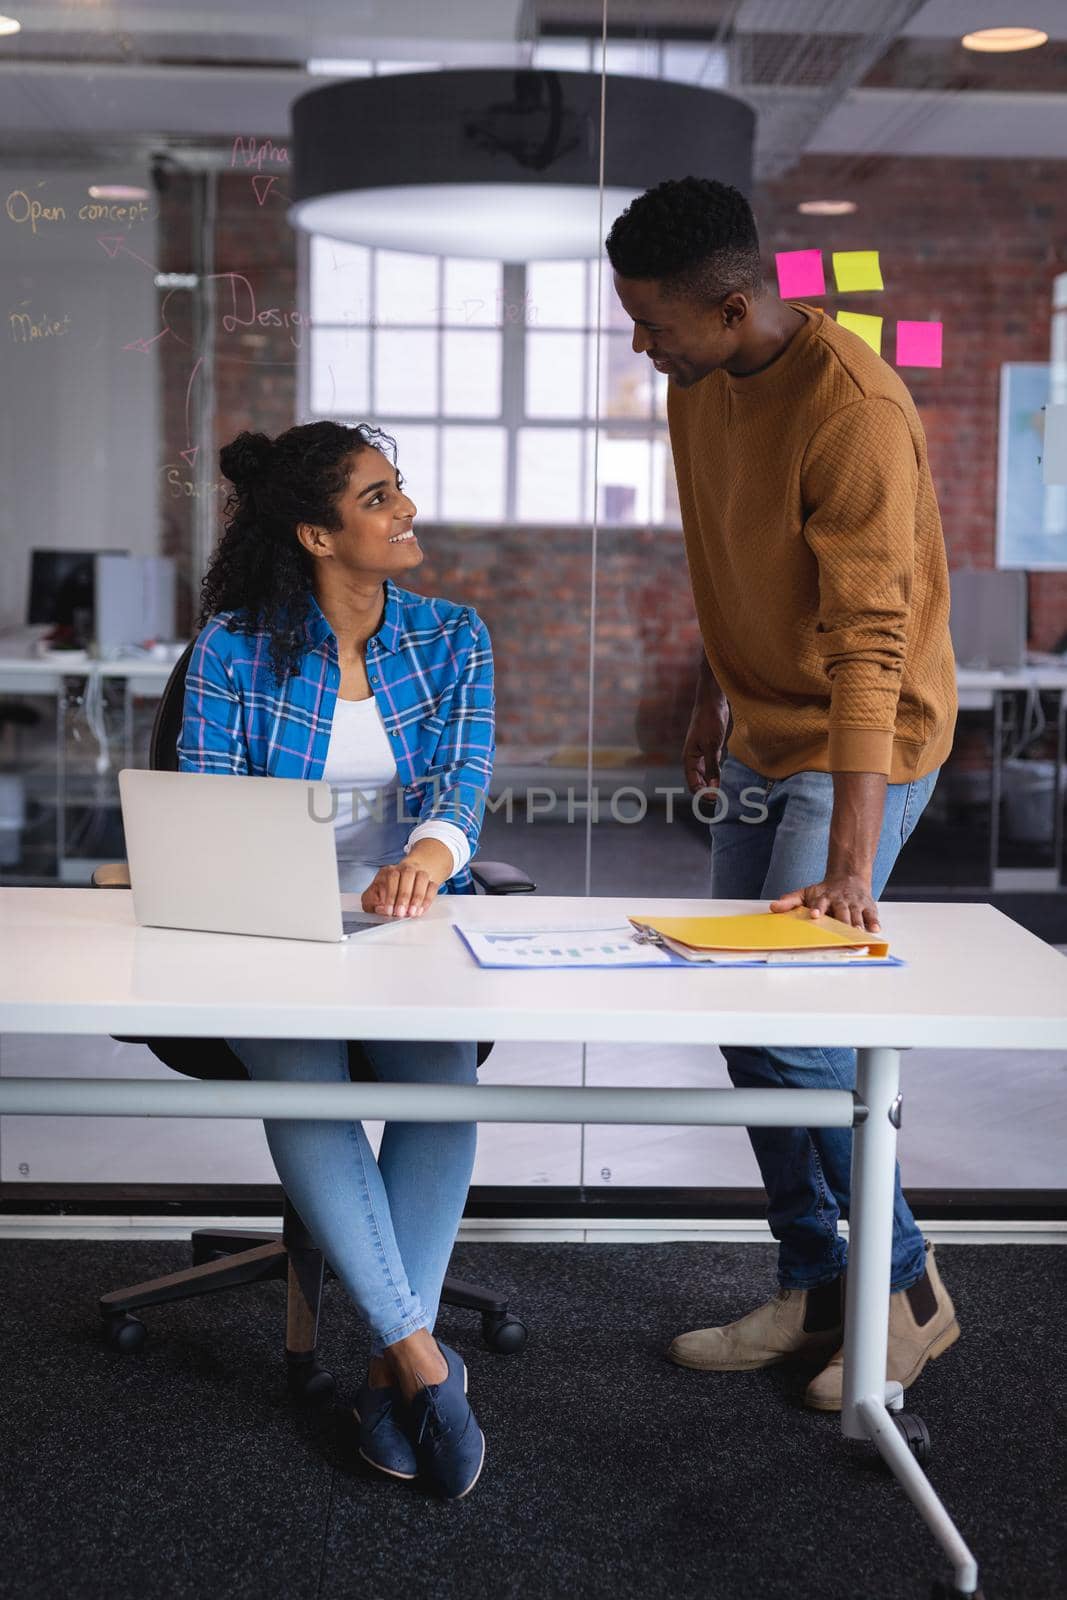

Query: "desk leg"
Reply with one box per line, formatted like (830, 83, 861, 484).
(124, 677, 134, 771)
(845, 1047, 981, 1598)
(1053, 688, 1066, 884)
(842, 1046, 899, 1436)
(989, 690, 1003, 889)
(56, 682, 66, 873)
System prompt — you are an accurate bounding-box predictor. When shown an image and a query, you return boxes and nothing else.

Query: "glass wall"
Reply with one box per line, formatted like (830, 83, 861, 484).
(1, 3, 1065, 1199)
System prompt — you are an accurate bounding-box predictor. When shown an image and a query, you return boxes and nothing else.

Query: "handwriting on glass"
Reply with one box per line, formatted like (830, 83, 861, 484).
(161, 464, 228, 500)
(433, 291, 539, 325)
(219, 272, 307, 347)
(10, 305, 71, 343)
(5, 189, 152, 233)
(230, 136, 290, 171)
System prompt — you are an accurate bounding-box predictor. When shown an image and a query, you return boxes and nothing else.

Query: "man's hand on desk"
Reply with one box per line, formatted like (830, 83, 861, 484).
(361, 838, 452, 918)
(770, 872, 882, 933)
(770, 770, 886, 932)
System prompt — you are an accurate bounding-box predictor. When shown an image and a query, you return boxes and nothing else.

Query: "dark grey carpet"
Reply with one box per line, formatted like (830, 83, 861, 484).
(1, 1241, 1064, 1600)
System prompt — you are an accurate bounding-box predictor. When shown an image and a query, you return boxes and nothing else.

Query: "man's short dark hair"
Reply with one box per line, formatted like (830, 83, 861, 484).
(605, 177, 762, 305)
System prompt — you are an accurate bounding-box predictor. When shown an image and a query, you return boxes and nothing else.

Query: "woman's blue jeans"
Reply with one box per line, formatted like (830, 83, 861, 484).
(710, 755, 939, 1293)
(226, 1036, 478, 1357)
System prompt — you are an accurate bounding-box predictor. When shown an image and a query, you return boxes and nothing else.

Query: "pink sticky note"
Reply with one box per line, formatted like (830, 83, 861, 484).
(775, 249, 826, 300)
(896, 320, 943, 368)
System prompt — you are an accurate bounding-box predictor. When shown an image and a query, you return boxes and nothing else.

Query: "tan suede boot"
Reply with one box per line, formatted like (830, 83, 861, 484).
(668, 1277, 843, 1371)
(804, 1244, 960, 1412)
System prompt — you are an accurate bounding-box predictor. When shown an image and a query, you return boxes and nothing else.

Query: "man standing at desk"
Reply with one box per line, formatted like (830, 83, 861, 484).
(607, 178, 960, 1409)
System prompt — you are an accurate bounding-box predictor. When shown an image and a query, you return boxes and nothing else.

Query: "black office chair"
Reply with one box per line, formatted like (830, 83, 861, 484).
(91, 640, 535, 1405)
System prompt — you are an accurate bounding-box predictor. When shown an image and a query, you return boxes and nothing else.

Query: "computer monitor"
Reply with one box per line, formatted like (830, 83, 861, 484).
(949, 569, 1028, 671)
(26, 549, 128, 644)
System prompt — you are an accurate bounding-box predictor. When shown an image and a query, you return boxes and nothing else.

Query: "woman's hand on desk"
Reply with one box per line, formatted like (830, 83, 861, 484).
(361, 838, 453, 918)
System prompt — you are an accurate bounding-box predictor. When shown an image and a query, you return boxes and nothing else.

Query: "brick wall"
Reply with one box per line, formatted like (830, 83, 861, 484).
(758, 154, 1067, 656)
(157, 152, 1067, 752)
(412, 524, 702, 754)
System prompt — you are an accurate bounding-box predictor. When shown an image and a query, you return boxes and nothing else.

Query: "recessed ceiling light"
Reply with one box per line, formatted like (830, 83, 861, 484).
(88, 185, 151, 201)
(0, 15, 22, 35)
(961, 26, 1049, 52)
(798, 200, 857, 216)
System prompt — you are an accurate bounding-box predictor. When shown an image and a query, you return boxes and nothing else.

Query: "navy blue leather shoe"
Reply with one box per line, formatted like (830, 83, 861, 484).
(409, 1342, 486, 1500)
(353, 1383, 418, 1481)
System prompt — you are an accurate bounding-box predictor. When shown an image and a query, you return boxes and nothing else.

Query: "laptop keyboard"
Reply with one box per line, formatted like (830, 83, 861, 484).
(341, 911, 395, 937)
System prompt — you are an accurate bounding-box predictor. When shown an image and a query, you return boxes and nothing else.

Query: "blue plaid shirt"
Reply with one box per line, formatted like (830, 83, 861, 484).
(178, 581, 495, 894)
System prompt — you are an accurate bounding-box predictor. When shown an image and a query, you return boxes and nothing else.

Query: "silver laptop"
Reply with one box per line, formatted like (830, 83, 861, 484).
(118, 769, 393, 942)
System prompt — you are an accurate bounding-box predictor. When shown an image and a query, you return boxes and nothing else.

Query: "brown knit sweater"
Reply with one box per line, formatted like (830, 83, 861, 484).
(667, 304, 957, 782)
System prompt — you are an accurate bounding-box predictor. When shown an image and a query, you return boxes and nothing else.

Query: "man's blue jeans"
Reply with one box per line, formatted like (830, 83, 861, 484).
(710, 755, 939, 1292)
(227, 1036, 478, 1357)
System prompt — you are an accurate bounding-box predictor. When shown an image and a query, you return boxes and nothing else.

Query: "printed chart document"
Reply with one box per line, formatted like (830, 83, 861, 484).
(456, 923, 674, 970)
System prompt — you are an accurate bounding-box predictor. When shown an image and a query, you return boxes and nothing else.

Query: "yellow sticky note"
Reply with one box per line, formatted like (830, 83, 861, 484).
(837, 311, 883, 355)
(832, 250, 884, 292)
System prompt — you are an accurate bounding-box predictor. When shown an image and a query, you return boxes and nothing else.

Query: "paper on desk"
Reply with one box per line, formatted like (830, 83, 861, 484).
(456, 923, 673, 969)
(455, 916, 898, 970)
(653, 933, 870, 965)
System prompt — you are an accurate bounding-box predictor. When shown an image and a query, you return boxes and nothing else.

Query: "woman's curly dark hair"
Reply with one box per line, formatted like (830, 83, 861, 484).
(199, 419, 397, 680)
(605, 176, 762, 305)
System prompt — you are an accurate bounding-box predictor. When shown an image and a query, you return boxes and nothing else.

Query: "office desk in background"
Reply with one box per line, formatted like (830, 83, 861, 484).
(2, 654, 1066, 889)
(0, 653, 180, 881)
(955, 662, 1067, 893)
(1, 887, 1066, 1596)
(490, 662, 1067, 897)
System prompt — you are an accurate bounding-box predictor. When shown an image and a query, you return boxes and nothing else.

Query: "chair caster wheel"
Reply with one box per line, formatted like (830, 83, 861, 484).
(893, 1411, 931, 1465)
(104, 1313, 147, 1353)
(481, 1312, 528, 1354)
(286, 1356, 335, 1407)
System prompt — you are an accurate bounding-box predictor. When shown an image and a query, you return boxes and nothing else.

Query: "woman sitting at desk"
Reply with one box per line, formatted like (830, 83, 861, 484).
(178, 420, 494, 1501)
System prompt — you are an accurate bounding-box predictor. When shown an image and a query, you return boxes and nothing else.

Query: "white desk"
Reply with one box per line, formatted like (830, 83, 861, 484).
(954, 661, 1067, 712)
(955, 663, 1067, 892)
(2, 889, 1066, 1594)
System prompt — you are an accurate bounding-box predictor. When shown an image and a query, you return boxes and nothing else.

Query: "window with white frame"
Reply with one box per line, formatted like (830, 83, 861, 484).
(304, 238, 681, 528)
(300, 33, 731, 528)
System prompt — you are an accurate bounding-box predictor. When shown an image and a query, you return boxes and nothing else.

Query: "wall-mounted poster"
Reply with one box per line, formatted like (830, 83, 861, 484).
(996, 362, 1067, 570)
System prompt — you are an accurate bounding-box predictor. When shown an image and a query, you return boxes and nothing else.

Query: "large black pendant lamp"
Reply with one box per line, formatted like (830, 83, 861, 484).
(289, 68, 755, 259)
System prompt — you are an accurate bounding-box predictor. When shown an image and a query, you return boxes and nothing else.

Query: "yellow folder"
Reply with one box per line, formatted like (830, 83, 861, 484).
(628, 907, 889, 960)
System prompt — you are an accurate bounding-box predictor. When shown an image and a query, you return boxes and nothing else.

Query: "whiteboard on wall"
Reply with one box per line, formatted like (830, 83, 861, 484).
(996, 362, 1067, 570)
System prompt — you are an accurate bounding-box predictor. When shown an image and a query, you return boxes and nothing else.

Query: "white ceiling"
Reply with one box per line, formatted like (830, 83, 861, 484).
(8, 0, 530, 48)
(737, 0, 1067, 39)
(810, 88, 1067, 157)
(902, 0, 1067, 40)
(1, 1, 1064, 169)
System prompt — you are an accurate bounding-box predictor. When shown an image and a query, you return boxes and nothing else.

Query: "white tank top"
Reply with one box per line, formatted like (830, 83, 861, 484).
(322, 696, 469, 895)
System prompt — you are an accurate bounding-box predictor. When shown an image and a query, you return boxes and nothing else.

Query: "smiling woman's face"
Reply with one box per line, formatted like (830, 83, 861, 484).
(312, 447, 422, 582)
